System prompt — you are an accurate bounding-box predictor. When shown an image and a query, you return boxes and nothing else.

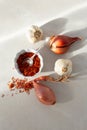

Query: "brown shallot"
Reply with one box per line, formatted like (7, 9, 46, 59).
(49, 35, 81, 54)
(33, 81, 56, 105)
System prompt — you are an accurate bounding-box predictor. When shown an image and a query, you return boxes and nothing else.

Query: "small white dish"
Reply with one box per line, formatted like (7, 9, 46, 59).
(14, 48, 43, 77)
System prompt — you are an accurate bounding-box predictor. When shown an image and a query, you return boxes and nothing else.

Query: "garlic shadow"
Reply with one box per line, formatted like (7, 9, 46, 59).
(41, 17, 68, 38)
(63, 27, 87, 53)
(54, 83, 74, 103)
(71, 53, 87, 73)
(70, 52, 87, 78)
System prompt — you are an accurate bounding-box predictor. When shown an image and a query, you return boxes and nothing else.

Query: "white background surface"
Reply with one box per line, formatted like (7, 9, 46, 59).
(0, 0, 87, 130)
(0, 0, 85, 41)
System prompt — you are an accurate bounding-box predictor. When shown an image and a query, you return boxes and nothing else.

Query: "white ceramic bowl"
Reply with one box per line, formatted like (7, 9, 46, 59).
(15, 48, 43, 77)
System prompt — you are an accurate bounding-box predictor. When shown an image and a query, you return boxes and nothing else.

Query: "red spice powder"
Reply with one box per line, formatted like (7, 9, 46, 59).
(17, 52, 40, 76)
(7, 75, 59, 97)
(8, 77, 33, 93)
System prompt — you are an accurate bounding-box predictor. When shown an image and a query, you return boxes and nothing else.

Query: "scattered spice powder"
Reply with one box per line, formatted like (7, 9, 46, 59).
(16, 52, 40, 76)
(6, 75, 68, 98)
(8, 76, 63, 93)
(8, 77, 34, 93)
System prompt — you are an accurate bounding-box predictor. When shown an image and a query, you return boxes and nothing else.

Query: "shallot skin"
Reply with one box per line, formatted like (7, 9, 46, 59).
(49, 35, 81, 54)
(33, 81, 56, 105)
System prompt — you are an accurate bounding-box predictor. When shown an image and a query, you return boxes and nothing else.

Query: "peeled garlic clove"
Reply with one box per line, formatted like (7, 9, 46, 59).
(54, 59, 72, 77)
(28, 25, 43, 43)
(49, 35, 81, 54)
(33, 81, 56, 105)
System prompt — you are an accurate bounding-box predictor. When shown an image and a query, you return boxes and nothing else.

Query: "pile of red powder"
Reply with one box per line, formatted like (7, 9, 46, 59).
(8, 77, 34, 93)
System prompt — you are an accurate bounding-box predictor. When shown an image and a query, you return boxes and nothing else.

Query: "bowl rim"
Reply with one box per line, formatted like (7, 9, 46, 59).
(14, 48, 43, 77)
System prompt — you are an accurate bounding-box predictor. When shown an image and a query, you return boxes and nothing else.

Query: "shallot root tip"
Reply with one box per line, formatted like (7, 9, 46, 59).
(72, 37, 81, 42)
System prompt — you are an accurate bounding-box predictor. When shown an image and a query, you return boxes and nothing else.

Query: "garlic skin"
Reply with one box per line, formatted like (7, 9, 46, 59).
(54, 59, 72, 77)
(28, 25, 43, 43)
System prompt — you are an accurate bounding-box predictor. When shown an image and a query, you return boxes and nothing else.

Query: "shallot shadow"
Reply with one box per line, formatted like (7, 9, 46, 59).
(43, 81, 74, 103)
(41, 17, 68, 38)
(63, 27, 87, 53)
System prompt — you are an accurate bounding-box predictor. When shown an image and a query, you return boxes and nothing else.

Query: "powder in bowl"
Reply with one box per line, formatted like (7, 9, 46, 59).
(15, 49, 43, 77)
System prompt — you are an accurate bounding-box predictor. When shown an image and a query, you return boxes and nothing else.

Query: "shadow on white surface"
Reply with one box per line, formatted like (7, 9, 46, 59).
(70, 53, 87, 78)
(41, 18, 68, 38)
(54, 83, 74, 103)
(41, 80, 74, 103)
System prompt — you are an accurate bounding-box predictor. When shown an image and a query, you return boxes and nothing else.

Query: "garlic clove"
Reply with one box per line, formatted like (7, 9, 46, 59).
(54, 59, 72, 77)
(28, 25, 43, 43)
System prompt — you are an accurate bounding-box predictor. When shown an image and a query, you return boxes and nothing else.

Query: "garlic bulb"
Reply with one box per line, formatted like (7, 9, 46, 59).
(28, 25, 43, 43)
(54, 59, 72, 77)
